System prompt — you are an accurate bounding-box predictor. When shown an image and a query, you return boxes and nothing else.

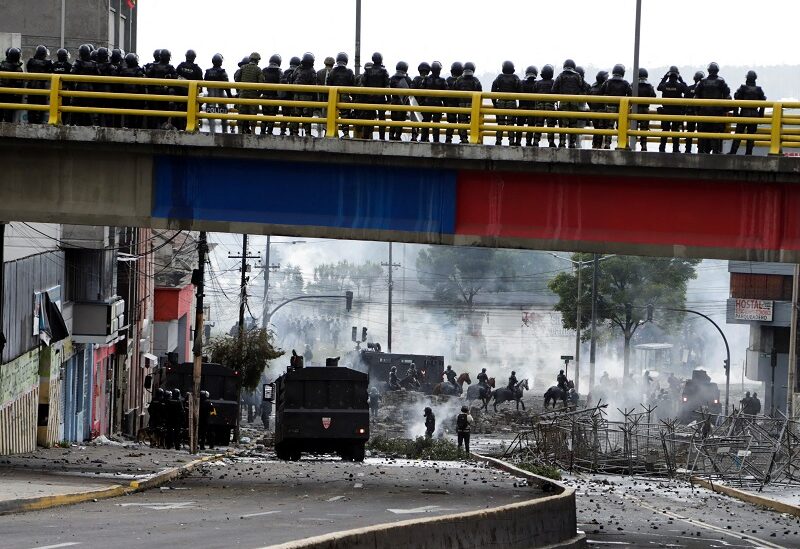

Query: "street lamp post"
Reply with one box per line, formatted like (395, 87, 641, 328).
(261, 237, 306, 329)
(354, 0, 362, 76)
(629, 0, 642, 150)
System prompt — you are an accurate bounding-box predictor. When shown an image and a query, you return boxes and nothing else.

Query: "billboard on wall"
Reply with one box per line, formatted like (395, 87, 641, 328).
(734, 298, 774, 321)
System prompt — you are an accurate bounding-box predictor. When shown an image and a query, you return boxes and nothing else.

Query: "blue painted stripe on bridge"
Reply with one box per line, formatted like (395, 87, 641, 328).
(153, 156, 457, 235)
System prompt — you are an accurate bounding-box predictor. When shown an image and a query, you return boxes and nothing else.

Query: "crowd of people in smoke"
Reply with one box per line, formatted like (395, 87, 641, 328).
(276, 314, 344, 357)
(0, 43, 768, 154)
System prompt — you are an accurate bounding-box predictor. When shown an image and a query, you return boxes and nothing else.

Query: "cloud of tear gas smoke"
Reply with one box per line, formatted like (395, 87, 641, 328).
(404, 396, 470, 440)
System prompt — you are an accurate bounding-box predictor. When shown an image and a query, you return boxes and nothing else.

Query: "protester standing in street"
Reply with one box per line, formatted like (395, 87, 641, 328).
(456, 405, 474, 457)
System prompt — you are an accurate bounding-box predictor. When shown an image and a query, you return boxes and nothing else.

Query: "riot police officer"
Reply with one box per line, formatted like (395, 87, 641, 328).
(476, 367, 490, 398)
(388, 365, 400, 391)
(444, 365, 457, 385)
(389, 61, 412, 141)
(694, 62, 730, 154)
(110, 48, 124, 71)
(174, 50, 203, 131)
(507, 370, 518, 391)
(445, 62, 464, 143)
(279, 56, 301, 136)
(147, 388, 165, 447)
(291, 52, 317, 137)
(368, 386, 381, 420)
(728, 71, 766, 156)
(166, 388, 185, 450)
(94, 47, 117, 127)
(70, 44, 100, 126)
(420, 61, 447, 143)
(532, 64, 557, 147)
(328, 52, 355, 138)
(684, 71, 704, 153)
(146, 49, 177, 129)
(552, 59, 585, 148)
(199, 390, 214, 450)
(517, 65, 538, 146)
(634, 68, 657, 151)
(557, 369, 568, 391)
(237, 52, 266, 135)
(657, 66, 689, 153)
(588, 71, 609, 148)
(410, 62, 431, 142)
(52, 48, 72, 123)
(203, 54, 232, 134)
(453, 61, 481, 143)
(600, 64, 632, 149)
(359, 52, 390, 140)
(25, 45, 52, 124)
(260, 54, 282, 135)
(117, 53, 145, 129)
(491, 61, 521, 146)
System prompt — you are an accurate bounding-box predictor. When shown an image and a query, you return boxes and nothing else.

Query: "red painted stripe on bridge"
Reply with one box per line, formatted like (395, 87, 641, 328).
(455, 170, 800, 253)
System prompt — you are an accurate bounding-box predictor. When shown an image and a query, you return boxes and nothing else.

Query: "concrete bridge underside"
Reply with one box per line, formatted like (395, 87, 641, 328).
(1, 124, 798, 262)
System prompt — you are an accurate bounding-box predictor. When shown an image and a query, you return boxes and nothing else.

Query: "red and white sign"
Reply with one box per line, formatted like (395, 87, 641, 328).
(322, 417, 332, 430)
(735, 299, 774, 321)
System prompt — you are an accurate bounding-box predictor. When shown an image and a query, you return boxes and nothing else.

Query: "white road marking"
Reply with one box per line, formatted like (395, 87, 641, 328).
(586, 541, 631, 546)
(326, 496, 346, 502)
(622, 494, 788, 549)
(240, 510, 282, 519)
(386, 505, 455, 515)
(30, 544, 81, 549)
(117, 501, 195, 510)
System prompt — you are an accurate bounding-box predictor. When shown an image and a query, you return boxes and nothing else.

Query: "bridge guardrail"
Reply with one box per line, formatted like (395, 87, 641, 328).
(0, 71, 797, 154)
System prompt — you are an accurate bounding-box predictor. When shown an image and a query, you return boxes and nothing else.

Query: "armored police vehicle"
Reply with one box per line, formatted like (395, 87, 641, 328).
(151, 361, 239, 446)
(356, 348, 444, 394)
(269, 362, 369, 461)
(678, 369, 722, 423)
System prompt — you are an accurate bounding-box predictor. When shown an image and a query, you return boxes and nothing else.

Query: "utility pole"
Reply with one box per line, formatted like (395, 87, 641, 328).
(787, 264, 799, 419)
(228, 234, 260, 442)
(381, 243, 400, 353)
(629, 0, 642, 150)
(589, 254, 599, 391)
(574, 261, 582, 393)
(354, 0, 362, 76)
(190, 231, 208, 454)
(261, 235, 280, 329)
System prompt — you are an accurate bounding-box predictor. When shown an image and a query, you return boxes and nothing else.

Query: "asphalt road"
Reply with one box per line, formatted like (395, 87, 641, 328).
(0, 455, 540, 549)
(570, 474, 800, 548)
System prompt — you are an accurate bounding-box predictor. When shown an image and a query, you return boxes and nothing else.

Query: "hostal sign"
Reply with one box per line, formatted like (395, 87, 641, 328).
(734, 299, 774, 322)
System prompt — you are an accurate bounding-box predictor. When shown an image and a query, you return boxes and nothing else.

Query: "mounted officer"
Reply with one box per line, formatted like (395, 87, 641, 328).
(507, 370, 518, 391)
(388, 366, 400, 391)
(557, 369, 568, 392)
(444, 365, 457, 385)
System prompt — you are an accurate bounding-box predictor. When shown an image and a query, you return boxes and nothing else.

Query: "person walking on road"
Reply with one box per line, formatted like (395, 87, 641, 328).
(456, 405, 474, 457)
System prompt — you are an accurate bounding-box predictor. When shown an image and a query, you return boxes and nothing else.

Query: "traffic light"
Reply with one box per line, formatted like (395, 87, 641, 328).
(361, 327, 368, 342)
(646, 304, 654, 322)
(351, 326, 357, 342)
(345, 290, 353, 312)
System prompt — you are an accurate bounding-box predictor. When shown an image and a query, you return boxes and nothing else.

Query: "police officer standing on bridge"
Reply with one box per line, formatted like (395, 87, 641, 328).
(693, 62, 730, 154)
(728, 71, 765, 156)
(657, 67, 689, 153)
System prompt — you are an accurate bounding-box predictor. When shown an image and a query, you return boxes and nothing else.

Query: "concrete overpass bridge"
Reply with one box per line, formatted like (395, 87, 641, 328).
(1, 122, 798, 262)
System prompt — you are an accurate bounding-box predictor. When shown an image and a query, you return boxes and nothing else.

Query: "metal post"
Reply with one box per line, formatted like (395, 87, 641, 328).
(354, 0, 362, 77)
(60, 0, 66, 49)
(787, 264, 799, 419)
(387, 243, 393, 353)
(629, 0, 642, 150)
(239, 234, 248, 338)
(575, 262, 582, 393)
(0, 223, 5, 358)
(191, 231, 208, 454)
(261, 235, 271, 329)
(589, 254, 599, 391)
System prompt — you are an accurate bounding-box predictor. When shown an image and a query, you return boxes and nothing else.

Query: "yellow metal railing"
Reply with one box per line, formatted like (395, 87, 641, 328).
(0, 71, 798, 154)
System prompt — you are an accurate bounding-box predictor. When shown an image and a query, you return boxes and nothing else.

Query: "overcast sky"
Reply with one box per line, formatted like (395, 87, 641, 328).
(138, 0, 798, 78)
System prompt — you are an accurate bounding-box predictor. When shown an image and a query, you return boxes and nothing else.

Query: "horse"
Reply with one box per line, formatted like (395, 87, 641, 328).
(433, 372, 472, 396)
(491, 379, 529, 411)
(544, 380, 578, 409)
(399, 374, 421, 391)
(466, 377, 495, 411)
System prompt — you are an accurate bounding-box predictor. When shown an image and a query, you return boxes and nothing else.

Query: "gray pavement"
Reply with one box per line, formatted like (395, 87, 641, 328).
(0, 454, 542, 549)
(569, 474, 800, 548)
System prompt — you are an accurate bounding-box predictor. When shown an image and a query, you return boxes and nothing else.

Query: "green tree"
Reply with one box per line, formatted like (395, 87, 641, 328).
(279, 264, 305, 294)
(355, 261, 384, 299)
(206, 328, 284, 391)
(548, 254, 700, 377)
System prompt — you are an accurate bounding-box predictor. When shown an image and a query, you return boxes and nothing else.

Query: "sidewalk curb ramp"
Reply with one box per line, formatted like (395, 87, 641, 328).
(0, 451, 229, 516)
(692, 476, 800, 518)
(261, 453, 585, 549)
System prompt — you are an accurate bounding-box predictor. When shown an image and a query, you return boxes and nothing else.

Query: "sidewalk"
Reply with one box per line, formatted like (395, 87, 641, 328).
(0, 438, 227, 514)
(692, 477, 800, 517)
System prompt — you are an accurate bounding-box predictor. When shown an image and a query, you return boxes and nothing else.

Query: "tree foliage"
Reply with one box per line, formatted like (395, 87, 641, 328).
(206, 328, 284, 391)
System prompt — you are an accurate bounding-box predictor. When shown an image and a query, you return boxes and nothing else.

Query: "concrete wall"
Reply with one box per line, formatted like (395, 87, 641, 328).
(0, 349, 40, 455)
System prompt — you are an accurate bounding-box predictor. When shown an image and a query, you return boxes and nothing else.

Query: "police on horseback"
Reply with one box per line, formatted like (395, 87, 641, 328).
(507, 371, 518, 391)
(557, 370, 568, 392)
(444, 365, 457, 385)
(388, 366, 400, 391)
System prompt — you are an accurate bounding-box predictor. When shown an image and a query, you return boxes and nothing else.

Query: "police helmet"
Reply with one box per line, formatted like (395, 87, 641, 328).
(171, 388, 181, 399)
(96, 47, 109, 63)
(693, 70, 705, 82)
(707, 62, 719, 75)
(511, 370, 516, 375)
(111, 48, 123, 63)
(200, 391, 208, 400)
(541, 64, 554, 79)
(301, 52, 314, 66)
(596, 70, 609, 83)
(371, 51, 383, 65)
(461, 405, 468, 413)
(463, 61, 475, 76)
(86, 44, 95, 52)
(185, 49, 196, 62)
(78, 44, 91, 61)
(390, 365, 396, 371)
(364, 61, 373, 70)
(450, 61, 464, 76)
(159, 49, 171, 63)
(335, 52, 348, 65)
(124, 52, 139, 67)
(560, 370, 564, 374)
(638, 67, 648, 79)
(612, 64, 625, 77)
(289, 56, 301, 68)
(525, 65, 538, 78)
(152, 48, 161, 61)
(501, 60, 514, 74)
(324, 56, 335, 67)
(424, 406, 432, 414)
(238, 56, 249, 67)
(250, 51, 262, 63)
(431, 61, 443, 75)
(56, 48, 69, 62)
(563, 58, 576, 70)
(396, 60, 408, 73)
(481, 368, 486, 372)
(268, 54, 281, 67)
(34, 45, 49, 59)
(576, 66, 585, 78)
(746, 70, 757, 82)
(211, 53, 223, 67)
(668, 65, 680, 75)
(418, 61, 431, 74)
(155, 387, 165, 397)
(89, 49, 98, 61)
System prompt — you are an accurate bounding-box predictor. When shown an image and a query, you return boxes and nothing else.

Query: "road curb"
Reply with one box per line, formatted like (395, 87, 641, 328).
(0, 451, 228, 516)
(692, 476, 800, 517)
